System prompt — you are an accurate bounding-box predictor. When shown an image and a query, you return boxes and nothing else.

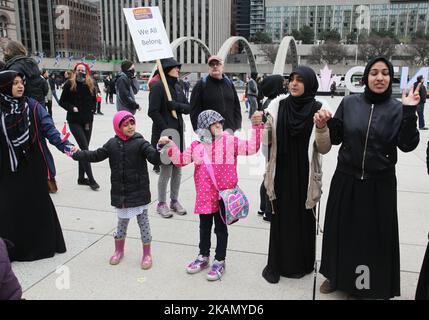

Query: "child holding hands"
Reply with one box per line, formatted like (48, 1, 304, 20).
(162, 110, 264, 281)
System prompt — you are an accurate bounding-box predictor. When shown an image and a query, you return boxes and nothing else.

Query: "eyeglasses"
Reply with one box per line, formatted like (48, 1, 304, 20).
(209, 62, 222, 67)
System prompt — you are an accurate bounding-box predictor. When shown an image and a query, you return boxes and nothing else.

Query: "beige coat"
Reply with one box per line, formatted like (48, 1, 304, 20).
(263, 95, 331, 203)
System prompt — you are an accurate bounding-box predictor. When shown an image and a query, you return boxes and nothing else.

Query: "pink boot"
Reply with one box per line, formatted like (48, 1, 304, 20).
(141, 243, 152, 270)
(109, 238, 125, 265)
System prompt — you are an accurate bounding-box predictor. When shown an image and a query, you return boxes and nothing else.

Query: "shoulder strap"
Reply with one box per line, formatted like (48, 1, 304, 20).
(202, 146, 219, 191)
(32, 102, 52, 180)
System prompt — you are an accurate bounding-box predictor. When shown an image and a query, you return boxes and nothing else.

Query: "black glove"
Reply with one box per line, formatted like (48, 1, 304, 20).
(167, 101, 178, 112)
(126, 69, 136, 79)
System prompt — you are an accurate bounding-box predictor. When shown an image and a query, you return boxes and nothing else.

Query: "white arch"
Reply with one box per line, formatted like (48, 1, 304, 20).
(217, 36, 258, 74)
(170, 37, 211, 57)
(149, 37, 212, 79)
(273, 36, 299, 75)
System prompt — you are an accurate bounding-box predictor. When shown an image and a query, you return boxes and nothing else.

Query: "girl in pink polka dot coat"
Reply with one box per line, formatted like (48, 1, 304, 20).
(162, 109, 264, 281)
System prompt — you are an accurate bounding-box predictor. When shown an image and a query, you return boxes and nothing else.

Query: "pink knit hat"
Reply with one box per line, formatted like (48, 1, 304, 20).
(113, 111, 135, 141)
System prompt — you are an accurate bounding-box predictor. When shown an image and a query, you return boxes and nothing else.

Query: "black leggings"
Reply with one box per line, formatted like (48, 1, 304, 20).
(45, 100, 53, 117)
(106, 92, 114, 104)
(199, 211, 228, 261)
(69, 122, 96, 183)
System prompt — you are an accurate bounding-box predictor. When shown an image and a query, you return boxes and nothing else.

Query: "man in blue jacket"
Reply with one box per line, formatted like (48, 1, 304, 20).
(116, 60, 140, 115)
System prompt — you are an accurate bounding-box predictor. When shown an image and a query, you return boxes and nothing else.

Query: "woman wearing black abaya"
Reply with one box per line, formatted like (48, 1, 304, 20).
(0, 70, 72, 262)
(262, 66, 331, 283)
(318, 57, 420, 299)
(415, 145, 429, 300)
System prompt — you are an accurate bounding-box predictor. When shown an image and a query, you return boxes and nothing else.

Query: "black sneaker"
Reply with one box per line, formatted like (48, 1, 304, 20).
(89, 181, 100, 191)
(78, 178, 90, 185)
(97, 112, 104, 115)
(257, 210, 264, 216)
(263, 213, 271, 222)
(419, 127, 428, 130)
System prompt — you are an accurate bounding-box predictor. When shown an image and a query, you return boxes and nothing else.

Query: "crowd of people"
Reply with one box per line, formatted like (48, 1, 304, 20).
(0, 39, 428, 300)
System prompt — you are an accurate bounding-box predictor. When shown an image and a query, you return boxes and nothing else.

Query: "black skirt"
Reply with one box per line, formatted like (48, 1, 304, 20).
(0, 132, 66, 262)
(416, 242, 429, 300)
(264, 152, 316, 280)
(320, 170, 400, 299)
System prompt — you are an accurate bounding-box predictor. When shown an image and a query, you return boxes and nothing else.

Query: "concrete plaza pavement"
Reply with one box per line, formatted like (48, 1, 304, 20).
(10, 90, 429, 300)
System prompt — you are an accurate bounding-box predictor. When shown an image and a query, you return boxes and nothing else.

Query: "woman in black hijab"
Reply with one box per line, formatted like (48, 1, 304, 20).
(0, 70, 73, 261)
(262, 66, 331, 283)
(318, 56, 421, 299)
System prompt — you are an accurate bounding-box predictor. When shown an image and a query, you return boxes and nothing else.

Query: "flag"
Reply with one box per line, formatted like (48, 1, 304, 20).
(61, 122, 71, 143)
(35, 52, 43, 65)
(53, 54, 61, 66)
(68, 55, 74, 68)
(90, 59, 97, 69)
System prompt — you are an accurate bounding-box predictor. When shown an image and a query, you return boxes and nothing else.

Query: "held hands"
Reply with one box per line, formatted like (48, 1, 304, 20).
(73, 107, 79, 113)
(251, 111, 263, 126)
(157, 136, 172, 146)
(65, 145, 80, 157)
(402, 83, 421, 106)
(314, 109, 332, 129)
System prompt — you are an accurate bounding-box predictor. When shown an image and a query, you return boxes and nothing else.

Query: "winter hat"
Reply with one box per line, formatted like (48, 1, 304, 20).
(113, 111, 135, 141)
(0, 70, 25, 96)
(160, 58, 181, 74)
(196, 110, 225, 143)
(121, 60, 134, 72)
(197, 110, 225, 130)
(74, 62, 92, 75)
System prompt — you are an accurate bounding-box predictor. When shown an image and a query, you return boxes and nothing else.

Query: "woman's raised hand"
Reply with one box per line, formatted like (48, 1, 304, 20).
(402, 83, 422, 106)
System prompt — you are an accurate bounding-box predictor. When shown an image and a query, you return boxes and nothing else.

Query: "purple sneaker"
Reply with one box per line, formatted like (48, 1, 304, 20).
(186, 255, 209, 274)
(157, 202, 173, 218)
(170, 200, 187, 215)
(207, 260, 226, 281)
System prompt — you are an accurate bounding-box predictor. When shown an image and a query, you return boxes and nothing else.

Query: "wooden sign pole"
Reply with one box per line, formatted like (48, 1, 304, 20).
(156, 59, 178, 119)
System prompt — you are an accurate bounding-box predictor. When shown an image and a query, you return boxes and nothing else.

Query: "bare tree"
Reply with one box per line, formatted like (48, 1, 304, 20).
(406, 39, 429, 66)
(358, 35, 396, 61)
(259, 44, 279, 64)
(308, 41, 348, 65)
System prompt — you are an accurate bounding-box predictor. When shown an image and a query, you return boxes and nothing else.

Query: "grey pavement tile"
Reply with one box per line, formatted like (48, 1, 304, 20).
(13, 230, 103, 292)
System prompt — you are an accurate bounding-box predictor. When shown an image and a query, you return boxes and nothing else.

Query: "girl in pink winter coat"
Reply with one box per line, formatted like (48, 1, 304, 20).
(162, 109, 264, 281)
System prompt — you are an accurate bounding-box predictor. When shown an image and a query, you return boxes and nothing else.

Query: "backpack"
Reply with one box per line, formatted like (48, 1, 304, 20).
(201, 75, 234, 92)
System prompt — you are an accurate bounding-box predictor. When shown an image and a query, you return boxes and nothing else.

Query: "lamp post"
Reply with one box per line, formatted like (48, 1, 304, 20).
(355, 31, 359, 65)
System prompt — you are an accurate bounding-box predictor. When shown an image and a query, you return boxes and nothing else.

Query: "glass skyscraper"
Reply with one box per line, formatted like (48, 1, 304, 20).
(265, 0, 429, 42)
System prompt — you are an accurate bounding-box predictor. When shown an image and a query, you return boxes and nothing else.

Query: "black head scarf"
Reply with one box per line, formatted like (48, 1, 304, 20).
(260, 75, 285, 99)
(0, 70, 30, 172)
(363, 56, 394, 104)
(277, 66, 320, 155)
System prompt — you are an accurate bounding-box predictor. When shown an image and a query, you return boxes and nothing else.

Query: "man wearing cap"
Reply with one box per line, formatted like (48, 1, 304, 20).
(116, 60, 140, 115)
(190, 55, 242, 133)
